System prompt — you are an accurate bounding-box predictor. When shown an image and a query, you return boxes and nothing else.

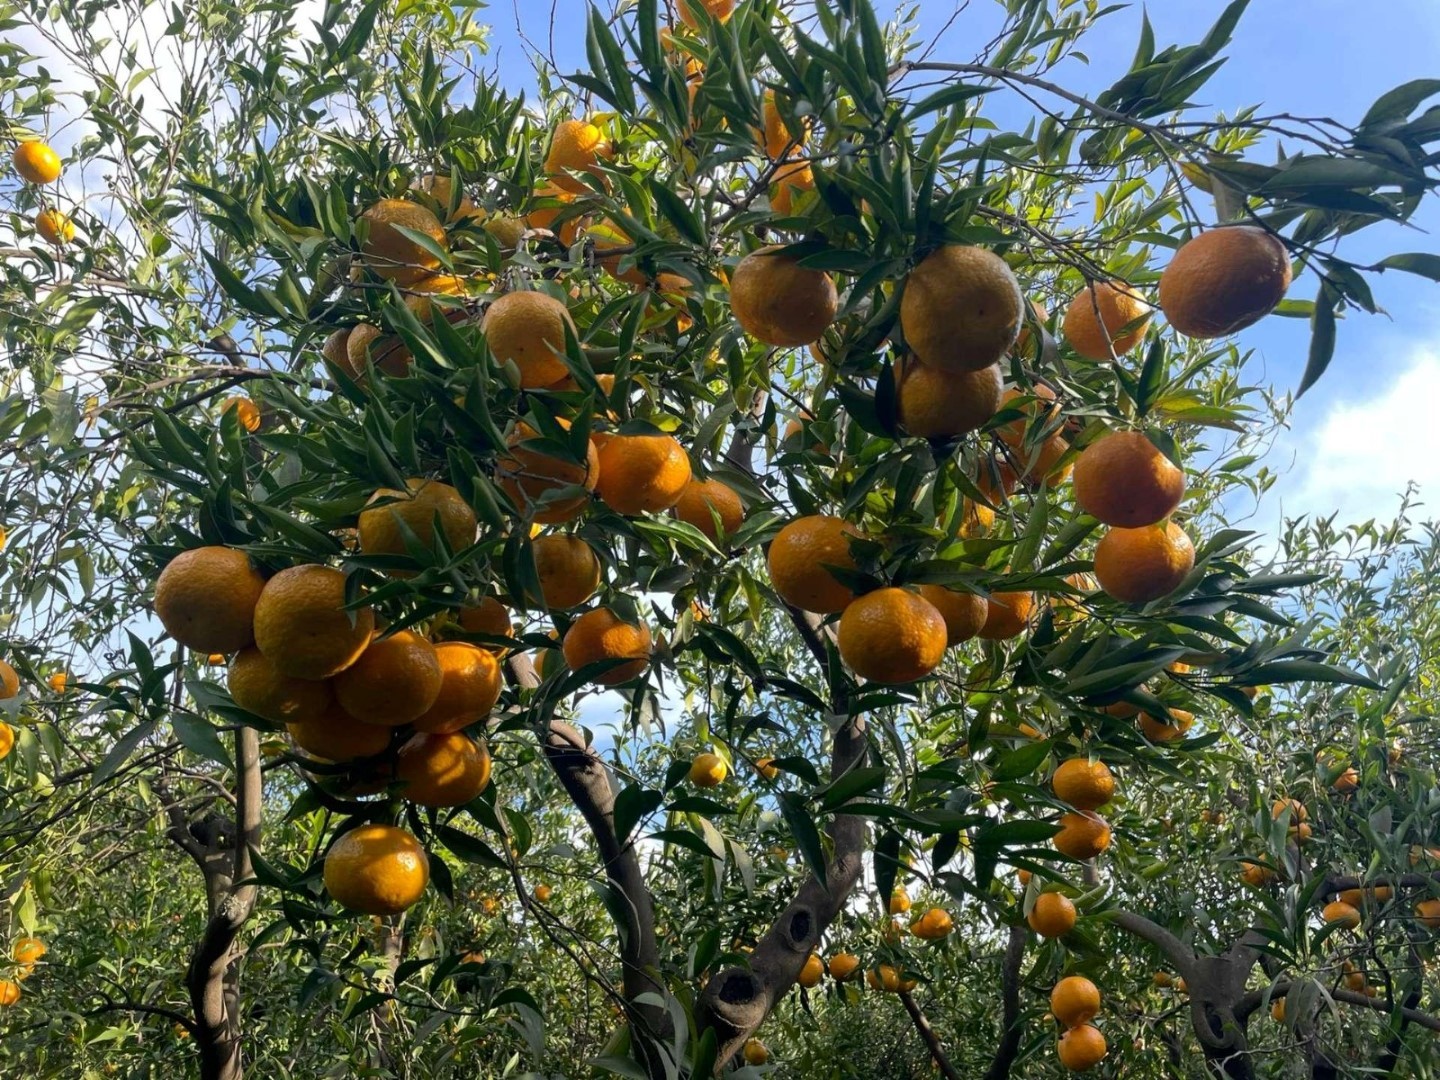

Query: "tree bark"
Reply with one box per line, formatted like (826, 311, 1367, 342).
(982, 926, 1028, 1080)
(183, 726, 262, 1080)
(899, 991, 963, 1080)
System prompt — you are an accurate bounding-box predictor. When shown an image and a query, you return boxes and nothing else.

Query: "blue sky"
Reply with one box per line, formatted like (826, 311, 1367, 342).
(481, 1, 1440, 534)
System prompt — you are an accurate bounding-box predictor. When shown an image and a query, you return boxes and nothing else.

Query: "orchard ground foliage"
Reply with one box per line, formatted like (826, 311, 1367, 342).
(1, 0, 1440, 1077)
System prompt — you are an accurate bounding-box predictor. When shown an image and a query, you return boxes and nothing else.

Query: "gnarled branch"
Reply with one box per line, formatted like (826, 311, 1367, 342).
(982, 925, 1028, 1080)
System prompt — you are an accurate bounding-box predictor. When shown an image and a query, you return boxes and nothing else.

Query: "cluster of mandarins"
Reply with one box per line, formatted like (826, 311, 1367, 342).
(8, 139, 75, 246)
(0, 936, 47, 1009)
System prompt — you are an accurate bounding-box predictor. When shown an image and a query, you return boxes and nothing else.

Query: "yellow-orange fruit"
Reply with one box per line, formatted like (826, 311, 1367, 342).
(797, 951, 826, 987)
(0, 723, 13, 762)
(829, 952, 861, 981)
(1053, 812, 1111, 860)
(228, 647, 334, 726)
(1159, 226, 1291, 339)
(1051, 758, 1115, 811)
(731, 245, 838, 347)
(483, 291, 576, 389)
(359, 198, 446, 286)
(837, 588, 947, 684)
(917, 584, 988, 646)
(532, 534, 602, 610)
(34, 208, 75, 245)
(0, 660, 18, 700)
(978, 591, 1035, 640)
(526, 181, 579, 243)
(761, 89, 809, 158)
(1094, 521, 1195, 604)
(332, 630, 443, 726)
(1028, 892, 1077, 938)
(678, 0, 734, 29)
(595, 433, 692, 515)
(1051, 976, 1101, 1028)
(457, 597, 515, 651)
(689, 751, 728, 788)
(767, 515, 860, 614)
(742, 1038, 768, 1066)
(412, 643, 501, 734)
(220, 396, 261, 432)
(496, 421, 600, 524)
(545, 119, 611, 194)
(1073, 431, 1186, 528)
(1063, 281, 1151, 360)
(1415, 898, 1440, 929)
(396, 732, 492, 806)
(0, 979, 20, 1006)
(154, 546, 267, 654)
(1322, 900, 1361, 929)
(358, 480, 477, 571)
(14, 141, 62, 184)
(1332, 766, 1360, 794)
(288, 702, 392, 762)
(900, 245, 1023, 372)
(1139, 708, 1193, 743)
(910, 907, 954, 941)
(323, 824, 428, 915)
(673, 477, 745, 543)
(896, 356, 1003, 439)
(252, 565, 376, 680)
(1056, 1023, 1107, 1071)
(562, 608, 652, 686)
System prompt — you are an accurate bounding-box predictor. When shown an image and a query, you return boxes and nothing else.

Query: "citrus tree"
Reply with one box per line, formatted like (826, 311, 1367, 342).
(3, 0, 1440, 1077)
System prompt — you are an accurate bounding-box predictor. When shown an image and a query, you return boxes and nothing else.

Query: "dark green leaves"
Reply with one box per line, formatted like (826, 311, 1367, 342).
(1298, 280, 1339, 398)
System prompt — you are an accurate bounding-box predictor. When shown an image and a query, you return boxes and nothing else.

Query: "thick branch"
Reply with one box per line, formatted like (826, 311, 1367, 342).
(185, 726, 262, 1080)
(900, 991, 962, 1080)
(982, 926, 1028, 1080)
(1109, 909, 1198, 980)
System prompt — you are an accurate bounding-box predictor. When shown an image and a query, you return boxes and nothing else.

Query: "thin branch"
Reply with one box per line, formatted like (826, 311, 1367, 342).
(899, 991, 963, 1080)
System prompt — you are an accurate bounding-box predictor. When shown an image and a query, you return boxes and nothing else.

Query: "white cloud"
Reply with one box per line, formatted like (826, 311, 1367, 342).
(1269, 345, 1440, 528)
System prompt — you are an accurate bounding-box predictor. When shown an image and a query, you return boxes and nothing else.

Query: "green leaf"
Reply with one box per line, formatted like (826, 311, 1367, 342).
(1361, 78, 1440, 130)
(1239, 661, 1379, 689)
(817, 765, 886, 812)
(780, 792, 828, 890)
(434, 825, 509, 868)
(93, 722, 157, 786)
(1298, 282, 1338, 397)
(648, 181, 706, 246)
(172, 715, 233, 767)
(991, 740, 1051, 782)
(1378, 253, 1440, 282)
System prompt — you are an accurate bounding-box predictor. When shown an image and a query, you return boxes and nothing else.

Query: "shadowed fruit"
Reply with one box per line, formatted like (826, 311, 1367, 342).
(1051, 976, 1101, 1027)
(14, 141, 62, 184)
(12, 937, 44, 969)
(288, 702, 392, 762)
(0, 660, 17, 700)
(252, 565, 376, 680)
(890, 886, 911, 914)
(483, 291, 576, 388)
(678, 0, 734, 28)
(154, 546, 267, 654)
(1063, 280, 1151, 360)
(562, 608, 652, 686)
(771, 159, 815, 215)
(457, 597, 515, 651)
(761, 89, 809, 158)
(689, 752, 727, 788)
(396, 732, 492, 806)
(1057, 1024, 1107, 1071)
(829, 952, 860, 981)
(1054, 812, 1111, 860)
(497, 421, 600, 524)
(742, 1038, 768, 1066)
(545, 119, 611, 193)
(533, 535, 602, 609)
(596, 433, 692, 515)
(754, 756, 779, 780)
(360, 198, 446, 286)
(1139, 709, 1193, 743)
(358, 480, 477, 573)
(1052, 758, 1115, 811)
(1160, 226, 1291, 338)
(837, 588, 947, 683)
(1322, 900, 1361, 929)
(534, 884, 553, 903)
(767, 515, 860, 614)
(228, 647, 334, 725)
(1028, 892, 1076, 938)
(1073, 431, 1186, 528)
(0, 724, 12, 762)
(34, 208, 75, 244)
(220, 396, 260, 432)
(895, 356, 1003, 439)
(1332, 766, 1359, 793)
(796, 952, 826, 988)
(866, 964, 916, 993)
(413, 643, 501, 734)
(1240, 861, 1276, 887)
(1416, 899, 1440, 929)
(900, 245, 1023, 372)
(1094, 521, 1195, 604)
(333, 630, 442, 726)
(412, 174, 484, 224)
(323, 824, 429, 915)
(917, 585, 988, 646)
(0, 980, 19, 1006)
(731, 245, 838, 346)
(978, 591, 1035, 640)
(673, 477, 745, 543)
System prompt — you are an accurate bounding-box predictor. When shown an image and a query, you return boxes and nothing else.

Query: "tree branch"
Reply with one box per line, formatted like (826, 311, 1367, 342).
(982, 926, 1028, 1080)
(900, 991, 963, 1080)
(1109, 909, 1198, 981)
(1235, 980, 1440, 1032)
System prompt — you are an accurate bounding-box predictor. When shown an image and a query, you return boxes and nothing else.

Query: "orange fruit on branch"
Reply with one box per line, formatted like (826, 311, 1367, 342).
(34, 208, 75, 245)
(227, 646, 334, 726)
(14, 141, 61, 184)
(742, 1038, 768, 1066)
(1051, 976, 1101, 1028)
(1056, 1023, 1107, 1071)
(1138, 708, 1193, 743)
(761, 89, 809, 158)
(220, 396, 261, 432)
(1063, 280, 1151, 360)
(900, 245, 1023, 372)
(1053, 811, 1111, 860)
(545, 119, 611, 194)
(0, 979, 20, 1006)
(595, 433, 692, 515)
(797, 952, 826, 988)
(1027, 891, 1077, 938)
(977, 590, 1035, 640)
(412, 643, 501, 734)
(895, 356, 1003, 439)
(483, 290, 577, 389)
(767, 515, 861, 614)
(323, 824, 429, 915)
(1322, 900, 1361, 929)
(532, 534, 602, 609)
(0, 660, 18, 700)
(689, 752, 728, 787)
(288, 702, 392, 762)
(457, 597, 515, 651)
(731, 245, 838, 347)
(396, 732, 492, 806)
(917, 584, 988, 646)
(358, 479, 477, 573)
(678, 0, 734, 29)
(1051, 758, 1115, 811)
(910, 907, 954, 941)
(332, 630, 442, 727)
(1073, 431, 1185, 528)
(837, 588, 947, 684)
(154, 546, 267, 654)
(673, 477, 745, 543)
(562, 608, 652, 686)
(497, 420, 600, 525)
(828, 952, 860, 981)
(1093, 520, 1194, 604)
(252, 565, 375, 680)
(359, 198, 446, 286)
(1159, 226, 1292, 339)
